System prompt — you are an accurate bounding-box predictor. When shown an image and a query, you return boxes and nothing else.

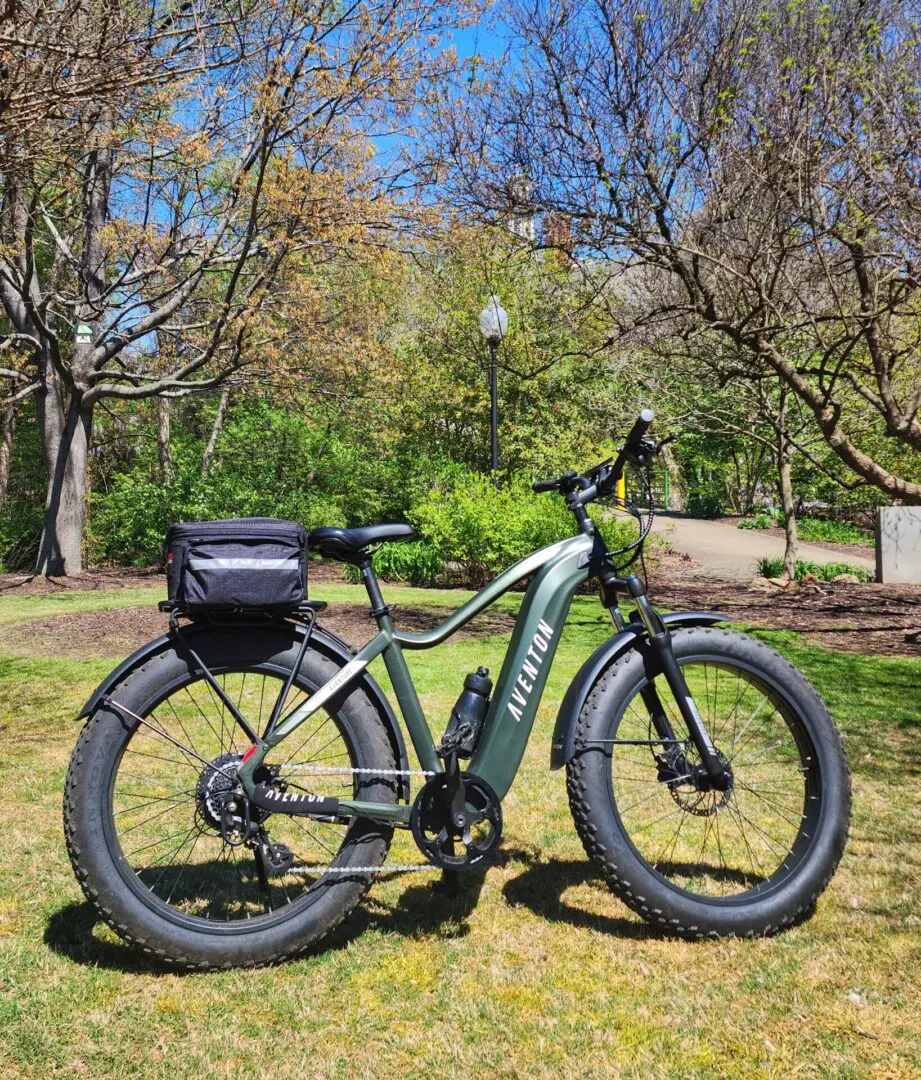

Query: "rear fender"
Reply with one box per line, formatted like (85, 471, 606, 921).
(77, 621, 411, 800)
(549, 612, 730, 769)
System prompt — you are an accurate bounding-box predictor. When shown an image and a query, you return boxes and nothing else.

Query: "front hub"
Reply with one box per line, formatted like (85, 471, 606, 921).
(661, 748, 734, 817)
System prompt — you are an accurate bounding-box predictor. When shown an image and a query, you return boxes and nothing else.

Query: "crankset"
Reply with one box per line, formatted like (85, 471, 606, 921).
(410, 770, 502, 870)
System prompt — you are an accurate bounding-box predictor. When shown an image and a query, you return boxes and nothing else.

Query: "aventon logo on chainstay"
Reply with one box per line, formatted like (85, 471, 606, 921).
(507, 619, 554, 721)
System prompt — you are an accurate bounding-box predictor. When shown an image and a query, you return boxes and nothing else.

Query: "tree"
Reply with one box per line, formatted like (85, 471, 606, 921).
(0, 0, 461, 574)
(379, 222, 643, 474)
(433, 0, 921, 502)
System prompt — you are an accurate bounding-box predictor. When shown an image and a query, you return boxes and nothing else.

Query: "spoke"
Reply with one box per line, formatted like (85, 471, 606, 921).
(727, 800, 790, 863)
(181, 685, 226, 751)
(734, 780, 804, 830)
(164, 697, 205, 762)
(163, 829, 206, 906)
(229, 846, 253, 919)
(628, 803, 686, 836)
(289, 816, 340, 860)
(114, 792, 192, 815)
(729, 694, 771, 759)
(121, 743, 199, 772)
(279, 711, 332, 768)
(724, 801, 767, 881)
(652, 802, 690, 870)
(128, 822, 201, 862)
(733, 740, 787, 769)
(118, 801, 188, 834)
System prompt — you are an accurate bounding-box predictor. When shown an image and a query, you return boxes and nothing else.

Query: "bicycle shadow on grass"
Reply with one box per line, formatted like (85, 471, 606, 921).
(43, 846, 534, 973)
(502, 858, 674, 940)
(45, 848, 702, 972)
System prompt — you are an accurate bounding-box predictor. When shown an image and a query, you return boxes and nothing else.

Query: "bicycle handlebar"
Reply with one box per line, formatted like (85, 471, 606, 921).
(531, 409, 657, 500)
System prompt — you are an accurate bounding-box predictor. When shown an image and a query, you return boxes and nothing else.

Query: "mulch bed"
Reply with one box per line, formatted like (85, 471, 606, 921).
(0, 558, 348, 596)
(1, 554, 919, 659)
(645, 572, 921, 658)
(0, 601, 517, 660)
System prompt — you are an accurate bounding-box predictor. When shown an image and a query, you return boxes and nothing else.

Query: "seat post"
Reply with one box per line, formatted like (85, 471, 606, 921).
(357, 553, 391, 626)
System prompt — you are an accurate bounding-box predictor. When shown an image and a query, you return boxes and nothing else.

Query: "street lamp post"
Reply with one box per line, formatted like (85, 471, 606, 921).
(478, 295, 509, 473)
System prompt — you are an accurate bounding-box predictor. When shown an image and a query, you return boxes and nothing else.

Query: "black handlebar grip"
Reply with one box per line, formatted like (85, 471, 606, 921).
(532, 478, 558, 493)
(625, 408, 655, 445)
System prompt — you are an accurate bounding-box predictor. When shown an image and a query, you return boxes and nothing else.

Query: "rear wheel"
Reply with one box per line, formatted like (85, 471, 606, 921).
(64, 628, 398, 969)
(567, 628, 850, 936)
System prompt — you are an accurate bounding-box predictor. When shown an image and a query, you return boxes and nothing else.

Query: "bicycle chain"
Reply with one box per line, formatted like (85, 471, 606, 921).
(275, 763, 439, 875)
(286, 863, 438, 875)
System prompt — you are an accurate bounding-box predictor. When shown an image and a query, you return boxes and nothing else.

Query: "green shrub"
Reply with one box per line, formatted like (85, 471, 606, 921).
(738, 513, 774, 530)
(756, 555, 872, 583)
(797, 517, 872, 545)
(344, 541, 444, 586)
(686, 492, 725, 519)
(408, 471, 639, 584)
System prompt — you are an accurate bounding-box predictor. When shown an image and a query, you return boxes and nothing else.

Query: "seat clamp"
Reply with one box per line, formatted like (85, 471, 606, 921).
(369, 603, 396, 620)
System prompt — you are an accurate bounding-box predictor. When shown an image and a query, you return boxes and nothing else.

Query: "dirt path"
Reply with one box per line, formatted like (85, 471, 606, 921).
(650, 513, 876, 580)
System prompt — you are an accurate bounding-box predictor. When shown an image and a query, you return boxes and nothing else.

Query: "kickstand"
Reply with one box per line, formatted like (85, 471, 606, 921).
(433, 838, 460, 894)
(434, 868, 460, 894)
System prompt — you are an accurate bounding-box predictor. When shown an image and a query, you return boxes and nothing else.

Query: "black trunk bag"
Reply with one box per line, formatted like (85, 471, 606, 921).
(164, 518, 307, 610)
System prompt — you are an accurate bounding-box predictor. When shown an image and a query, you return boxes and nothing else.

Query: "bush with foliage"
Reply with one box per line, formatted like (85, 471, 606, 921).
(406, 470, 639, 585)
(343, 541, 444, 586)
(686, 491, 725, 519)
(738, 513, 775, 530)
(756, 556, 872, 583)
(796, 518, 872, 546)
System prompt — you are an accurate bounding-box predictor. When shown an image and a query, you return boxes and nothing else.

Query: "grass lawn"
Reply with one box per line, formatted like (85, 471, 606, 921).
(0, 581, 919, 1079)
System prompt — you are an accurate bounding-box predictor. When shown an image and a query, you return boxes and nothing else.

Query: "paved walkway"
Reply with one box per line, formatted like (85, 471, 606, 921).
(647, 513, 876, 581)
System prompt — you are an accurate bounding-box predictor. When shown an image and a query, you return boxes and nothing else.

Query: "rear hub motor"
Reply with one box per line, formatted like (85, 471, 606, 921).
(196, 751, 243, 831)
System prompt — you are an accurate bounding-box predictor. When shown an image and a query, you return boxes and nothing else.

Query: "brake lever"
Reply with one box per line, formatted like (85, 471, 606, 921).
(654, 435, 677, 453)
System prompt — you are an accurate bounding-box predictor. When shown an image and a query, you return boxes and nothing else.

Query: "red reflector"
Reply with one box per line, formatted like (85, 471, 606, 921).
(242, 744, 259, 763)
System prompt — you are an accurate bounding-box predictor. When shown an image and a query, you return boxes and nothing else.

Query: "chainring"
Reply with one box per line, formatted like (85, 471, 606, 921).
(410, 773, 502, 870)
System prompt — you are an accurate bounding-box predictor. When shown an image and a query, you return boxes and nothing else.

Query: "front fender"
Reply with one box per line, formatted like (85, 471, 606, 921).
(549, 611, 730, 769)
(77, 620, 411, 799)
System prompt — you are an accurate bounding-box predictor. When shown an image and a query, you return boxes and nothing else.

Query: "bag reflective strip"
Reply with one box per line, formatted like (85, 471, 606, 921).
(187, 557, 300, 570)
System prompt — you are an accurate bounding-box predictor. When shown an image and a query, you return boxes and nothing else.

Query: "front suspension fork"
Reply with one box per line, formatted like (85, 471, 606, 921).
(613, 576, 728, 786)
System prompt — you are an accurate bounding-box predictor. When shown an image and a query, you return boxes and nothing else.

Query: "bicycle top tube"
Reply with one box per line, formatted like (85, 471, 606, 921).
(391, 536, 592, 650)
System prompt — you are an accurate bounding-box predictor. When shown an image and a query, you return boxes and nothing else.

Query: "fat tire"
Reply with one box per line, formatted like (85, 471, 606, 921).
(64, 628, 398, 970)
(566, 627, 850, 938)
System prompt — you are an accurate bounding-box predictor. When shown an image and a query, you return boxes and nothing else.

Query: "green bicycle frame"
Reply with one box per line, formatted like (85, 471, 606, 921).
(235, 532, 594, 825)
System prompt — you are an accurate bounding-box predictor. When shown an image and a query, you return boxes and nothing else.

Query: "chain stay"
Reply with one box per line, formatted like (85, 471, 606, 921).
(281, 765, 435, 776)
(275, 763, 439, 874)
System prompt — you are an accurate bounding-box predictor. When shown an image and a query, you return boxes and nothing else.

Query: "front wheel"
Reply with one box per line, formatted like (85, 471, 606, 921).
(567, 627, 850, 937)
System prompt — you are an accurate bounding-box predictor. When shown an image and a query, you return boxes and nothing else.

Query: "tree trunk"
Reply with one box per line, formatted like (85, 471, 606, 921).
(777, 435, 798, 581)
(35, 379, 92, 577)
(201, 385, 231, 480)
(0, 405, 15, 505)
(156, 397, 174, 483)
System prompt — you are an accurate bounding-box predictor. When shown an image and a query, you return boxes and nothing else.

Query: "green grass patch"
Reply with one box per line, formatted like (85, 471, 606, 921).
(0, 585, 918, 1078)
(798, 518, 873, 546)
